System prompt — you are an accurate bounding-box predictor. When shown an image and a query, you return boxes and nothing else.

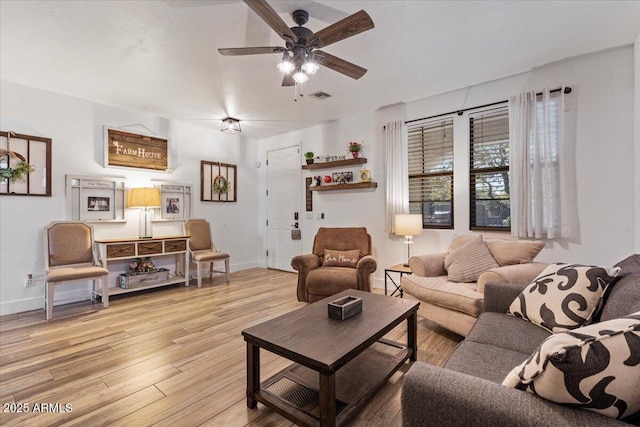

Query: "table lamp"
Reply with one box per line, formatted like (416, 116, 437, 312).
(128, 187, 161, 238)
(395, 214, 423, 266)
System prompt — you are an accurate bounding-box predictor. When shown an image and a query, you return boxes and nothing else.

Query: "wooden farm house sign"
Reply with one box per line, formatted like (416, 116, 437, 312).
(104, 127, 168, 171)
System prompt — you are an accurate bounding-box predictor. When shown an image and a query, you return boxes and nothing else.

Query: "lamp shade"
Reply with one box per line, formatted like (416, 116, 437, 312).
(221, 117, 241, 134)
(395, 214, 423, 236)
(128, 187, 161, 208)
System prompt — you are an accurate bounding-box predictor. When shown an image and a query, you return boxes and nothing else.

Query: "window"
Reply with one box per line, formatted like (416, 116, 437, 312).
(469, 105, 510, 230)
(407, 118, 454, 228)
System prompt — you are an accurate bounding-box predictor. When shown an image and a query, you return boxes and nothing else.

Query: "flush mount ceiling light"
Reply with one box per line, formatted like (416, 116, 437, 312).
(221, 117, 241, 134)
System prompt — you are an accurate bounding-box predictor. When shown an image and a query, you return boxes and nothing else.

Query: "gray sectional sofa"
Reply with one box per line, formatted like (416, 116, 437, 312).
(402, 254, 640, 426)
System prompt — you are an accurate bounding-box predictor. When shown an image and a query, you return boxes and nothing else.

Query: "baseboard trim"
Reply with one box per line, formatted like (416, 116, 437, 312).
(0, 288, 92, 317)
(0, 261, 266, 316)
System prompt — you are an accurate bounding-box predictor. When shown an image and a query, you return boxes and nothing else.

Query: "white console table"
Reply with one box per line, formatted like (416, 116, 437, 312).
(95, 235, 190, 306)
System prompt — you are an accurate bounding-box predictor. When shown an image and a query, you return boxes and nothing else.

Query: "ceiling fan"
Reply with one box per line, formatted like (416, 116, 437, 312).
(218, 0, 374, 86)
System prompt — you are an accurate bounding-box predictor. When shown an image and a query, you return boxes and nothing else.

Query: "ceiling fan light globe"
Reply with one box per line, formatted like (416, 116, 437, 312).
(277, 60, 295, 74)
(302, 61, 319, 75)
(292, 71, 309, 84)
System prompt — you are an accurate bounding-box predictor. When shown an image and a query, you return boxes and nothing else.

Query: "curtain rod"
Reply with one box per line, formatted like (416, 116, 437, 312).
(401, 86, 572, 126)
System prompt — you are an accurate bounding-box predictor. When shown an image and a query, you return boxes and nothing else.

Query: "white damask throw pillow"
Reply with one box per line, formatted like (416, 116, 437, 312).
(508, 263, 621, 332)
(503, 312, 640, 420)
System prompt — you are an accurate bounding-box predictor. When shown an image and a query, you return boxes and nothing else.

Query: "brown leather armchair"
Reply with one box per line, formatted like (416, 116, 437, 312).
(291, 227, 377, 303)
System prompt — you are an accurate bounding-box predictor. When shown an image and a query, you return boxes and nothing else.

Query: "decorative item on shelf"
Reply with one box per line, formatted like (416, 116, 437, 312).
(304, 152, 315, 165)
(323, 175, 332, 184)
(128, 187, 161, 239)
(395, 214, 423, 266)
(0, 149, 35, 183)
(332, 171, 353, 184)
(348, 141, 363, 159)
(312, 176, 322, 186)
(213, 175, 230, 194)
(120, 257, 170, 289)
(324, 155, 347, 162)
(128, 257, 157, 274)
(359, 169, 371, 183)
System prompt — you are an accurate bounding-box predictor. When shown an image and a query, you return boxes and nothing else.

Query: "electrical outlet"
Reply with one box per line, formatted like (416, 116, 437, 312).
(25, 274, 34, 288)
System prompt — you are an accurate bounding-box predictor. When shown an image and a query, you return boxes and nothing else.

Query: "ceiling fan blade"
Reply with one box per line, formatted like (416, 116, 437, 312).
(315, 50, 367, 80)
(282, 74, 294, 87)
(243, 0, 298, 43)
(307, 10, 374, 48)
(218, 46, 286, 56)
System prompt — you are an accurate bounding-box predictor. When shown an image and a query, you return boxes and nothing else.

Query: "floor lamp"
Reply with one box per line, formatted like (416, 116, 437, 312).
(128, 188, 161, 239)
(395, 214, 423, 266)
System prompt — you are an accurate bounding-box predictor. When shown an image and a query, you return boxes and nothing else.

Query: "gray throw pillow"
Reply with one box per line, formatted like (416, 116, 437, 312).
(600, 254, 640, 322)
(444, 235, 498, 283)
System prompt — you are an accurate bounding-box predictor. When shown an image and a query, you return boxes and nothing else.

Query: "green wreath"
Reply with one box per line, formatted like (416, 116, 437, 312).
(213, 175, 230, 194)
(0, 149, 35, 183)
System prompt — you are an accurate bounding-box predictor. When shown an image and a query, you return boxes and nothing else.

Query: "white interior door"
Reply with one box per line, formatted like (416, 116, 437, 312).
(267, 145, 302, 272)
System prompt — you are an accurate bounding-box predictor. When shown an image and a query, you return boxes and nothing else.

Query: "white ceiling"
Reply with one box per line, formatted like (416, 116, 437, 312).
(1, 1, 639, 139)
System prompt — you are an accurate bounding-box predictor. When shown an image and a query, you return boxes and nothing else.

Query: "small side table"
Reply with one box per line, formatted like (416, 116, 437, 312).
(384, 263, 413, 298)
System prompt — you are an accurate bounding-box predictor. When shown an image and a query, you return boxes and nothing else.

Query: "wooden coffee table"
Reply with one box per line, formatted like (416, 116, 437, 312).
(242, 289, 420, 427)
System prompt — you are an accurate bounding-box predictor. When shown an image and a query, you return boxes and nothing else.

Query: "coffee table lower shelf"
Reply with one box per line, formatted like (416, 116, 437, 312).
(255, 340, 409, 427)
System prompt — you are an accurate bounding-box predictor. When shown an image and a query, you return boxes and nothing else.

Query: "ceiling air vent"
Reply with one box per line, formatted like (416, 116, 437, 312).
(309, 91, 331, 100)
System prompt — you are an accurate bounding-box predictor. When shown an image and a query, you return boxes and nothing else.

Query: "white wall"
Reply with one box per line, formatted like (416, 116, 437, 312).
(258, 113, 388, 270)
(0, 80, 261, 315)
(1, 44, 636, 315)
(635, 34, 640, 253)
(404, 46, 635, 266)
(258, 46, 636, 290)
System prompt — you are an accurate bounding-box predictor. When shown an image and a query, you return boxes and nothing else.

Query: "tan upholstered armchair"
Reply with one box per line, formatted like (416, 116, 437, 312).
(44, 221, 109, 320)
(291, 227, 377, 303)
(184, 219, 230, 287)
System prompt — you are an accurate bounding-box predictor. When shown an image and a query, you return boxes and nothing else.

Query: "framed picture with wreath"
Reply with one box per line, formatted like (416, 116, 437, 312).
(1, 131, 52, 197)
(200, 160, 237, 202)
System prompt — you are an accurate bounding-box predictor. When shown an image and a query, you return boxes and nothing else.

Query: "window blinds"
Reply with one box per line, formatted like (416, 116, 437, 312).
(469, 105, 510, 230)
(407, 118, 454, 228)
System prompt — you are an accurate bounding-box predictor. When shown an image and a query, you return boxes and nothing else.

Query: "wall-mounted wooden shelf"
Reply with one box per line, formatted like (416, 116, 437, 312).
(310, 182, 377, 192)
(302, 158, 367, 170)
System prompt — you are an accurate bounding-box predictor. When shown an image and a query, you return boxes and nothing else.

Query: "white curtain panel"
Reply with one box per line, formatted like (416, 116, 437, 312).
(384, 120, 409, 233)
(509, 88, 569, 239)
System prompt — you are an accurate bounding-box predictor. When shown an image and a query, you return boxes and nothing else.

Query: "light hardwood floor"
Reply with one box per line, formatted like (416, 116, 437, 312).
(0, 268, 462, 426)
